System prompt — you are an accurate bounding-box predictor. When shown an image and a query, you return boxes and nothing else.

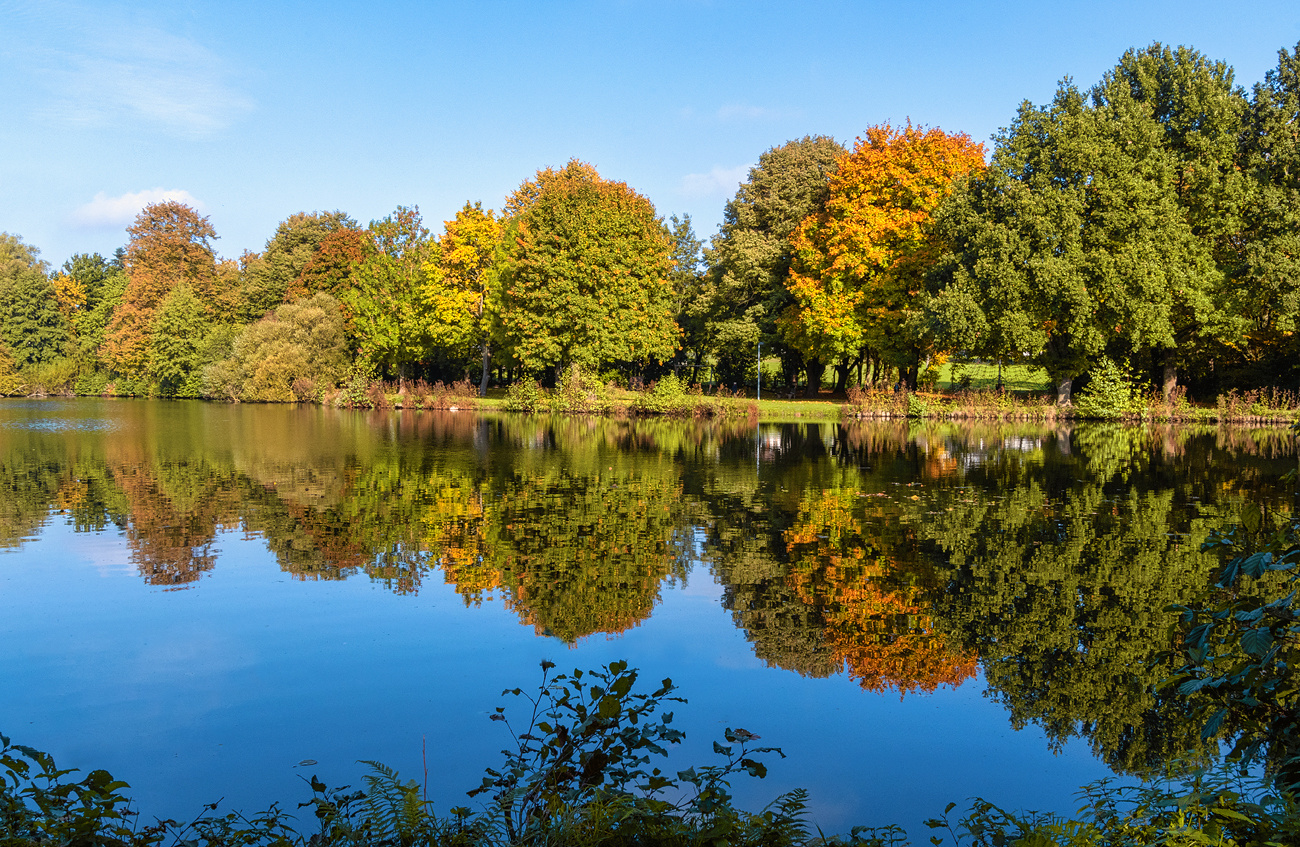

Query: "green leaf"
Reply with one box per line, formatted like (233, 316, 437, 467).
(609, 674, 634, 699)
(1202, 708, 1228, 739)
(1241, 627, 1273, 658)
(597, 696, 621, 720)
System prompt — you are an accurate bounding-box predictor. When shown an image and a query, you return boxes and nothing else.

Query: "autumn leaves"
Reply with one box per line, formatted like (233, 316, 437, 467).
(781, 124, 986, 385)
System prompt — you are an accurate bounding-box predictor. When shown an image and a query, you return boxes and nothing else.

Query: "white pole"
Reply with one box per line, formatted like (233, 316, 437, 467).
(757, 342, 761, 401)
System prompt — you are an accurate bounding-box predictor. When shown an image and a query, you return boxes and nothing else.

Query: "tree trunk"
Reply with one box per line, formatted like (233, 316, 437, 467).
(805, 359, 826, 397)
(833, 360, 850, 393)
(478, 341, 491, 397)
(1161, 358, 1178, 403)
(1056, 375, 1073, 406)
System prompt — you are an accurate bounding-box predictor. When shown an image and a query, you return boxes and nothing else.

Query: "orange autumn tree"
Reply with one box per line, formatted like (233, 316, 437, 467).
(102, 202, 223, 376)
(781, 123, 985, 388)
(783, 487, 976, 695)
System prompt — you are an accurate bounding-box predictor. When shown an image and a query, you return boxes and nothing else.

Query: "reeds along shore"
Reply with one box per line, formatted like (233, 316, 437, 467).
(841, 385, 1300, 424)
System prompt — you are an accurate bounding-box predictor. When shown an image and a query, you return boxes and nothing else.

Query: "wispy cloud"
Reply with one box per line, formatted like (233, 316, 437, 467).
(679, 165, 750, 198)
(715, 103, 787, 121)
(71, 188, 204, 228)
(14, 2, 253, 137)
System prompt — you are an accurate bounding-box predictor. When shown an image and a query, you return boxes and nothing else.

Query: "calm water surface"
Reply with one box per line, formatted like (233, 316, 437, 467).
(0, 399, 1295, 835)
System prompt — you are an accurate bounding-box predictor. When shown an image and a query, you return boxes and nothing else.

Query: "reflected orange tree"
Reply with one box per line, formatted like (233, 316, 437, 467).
(783, 487, 977, 695)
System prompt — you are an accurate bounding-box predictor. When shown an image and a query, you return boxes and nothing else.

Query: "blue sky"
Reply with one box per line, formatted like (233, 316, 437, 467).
(3, 0, 1298, 268)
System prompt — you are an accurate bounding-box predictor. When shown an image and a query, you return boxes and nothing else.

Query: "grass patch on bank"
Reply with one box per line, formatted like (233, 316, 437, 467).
(934, 361, 1052, 392)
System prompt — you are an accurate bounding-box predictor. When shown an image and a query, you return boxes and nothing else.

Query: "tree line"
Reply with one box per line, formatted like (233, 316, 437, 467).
(1, 41, 1297, 404)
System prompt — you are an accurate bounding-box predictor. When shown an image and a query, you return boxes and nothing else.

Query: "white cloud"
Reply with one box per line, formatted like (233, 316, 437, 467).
(71, 188, 204, 228)
(16, 2, 253, 137)
(679, 165, 750, 199)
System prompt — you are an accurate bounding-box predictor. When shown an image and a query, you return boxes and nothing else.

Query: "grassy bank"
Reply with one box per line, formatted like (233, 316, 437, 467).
(322, 376, 1300, 427)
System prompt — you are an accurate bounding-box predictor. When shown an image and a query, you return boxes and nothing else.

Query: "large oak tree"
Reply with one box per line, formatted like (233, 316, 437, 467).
(497, 161, 677, 378)
(929, 45, 1241, 402)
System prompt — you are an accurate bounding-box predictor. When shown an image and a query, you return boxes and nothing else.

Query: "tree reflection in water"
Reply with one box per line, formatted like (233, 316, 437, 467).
(0, 400, 1295, 778)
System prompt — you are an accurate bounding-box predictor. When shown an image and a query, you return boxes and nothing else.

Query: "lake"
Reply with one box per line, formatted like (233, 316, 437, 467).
(0, 399, 1294, 837)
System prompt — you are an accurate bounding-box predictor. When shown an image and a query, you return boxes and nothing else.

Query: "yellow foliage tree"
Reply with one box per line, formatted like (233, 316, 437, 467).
(423, 202, 503, 394)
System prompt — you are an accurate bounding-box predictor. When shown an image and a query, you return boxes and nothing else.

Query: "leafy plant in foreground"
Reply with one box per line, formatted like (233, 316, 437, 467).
(1163, 501, 1300, 793)
(469, 659, 798, 843)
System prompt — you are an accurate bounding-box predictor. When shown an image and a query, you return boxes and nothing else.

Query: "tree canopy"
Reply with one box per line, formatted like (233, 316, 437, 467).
(0, 233, 65, 368)
(782, 124, 985, 388)
(705, 136, 845, 388)
(102, 202, 222, 376)
(497, 161, 677, 377)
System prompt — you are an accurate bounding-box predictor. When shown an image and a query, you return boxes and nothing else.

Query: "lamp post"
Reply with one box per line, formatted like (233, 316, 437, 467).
(757, 342, 761, 401)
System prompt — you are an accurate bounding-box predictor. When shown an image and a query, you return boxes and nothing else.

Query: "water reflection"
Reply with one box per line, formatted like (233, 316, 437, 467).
(0, 400, 1295, 780)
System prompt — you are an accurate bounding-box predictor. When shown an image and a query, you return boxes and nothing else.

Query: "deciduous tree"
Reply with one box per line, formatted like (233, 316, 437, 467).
(335, 207, 433, 378)
(497, 161, 677, 377)
(782, 124, 985, 389)
(147, 284, 210, 397)
(1237, 41, 1300, 389)
(930, 50, 1233, 403)
(240, 211, 357, 321)
(425, 202, 503, 394)
(103, 202, 219, 376)
(705, 136, 844, 390)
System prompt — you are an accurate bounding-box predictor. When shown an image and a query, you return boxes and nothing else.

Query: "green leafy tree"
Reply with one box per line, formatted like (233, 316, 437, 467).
(705, 136, 844, 390)
(60, 253, 127, 355)
(0, 233, 66, 367)
(1088, 44, 1249, 396)
(497, 160, 677, 378)
(336, 207, 433, 379)
(667, 214, 710, 382)
(930, 51, 1233, 403)
(239, 211, 358, 322)
(1237, 41, 1300, 389)
(147, 284, 211, 397)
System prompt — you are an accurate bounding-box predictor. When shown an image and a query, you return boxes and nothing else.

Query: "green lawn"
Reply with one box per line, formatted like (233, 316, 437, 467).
(934, 361, 1052, 393)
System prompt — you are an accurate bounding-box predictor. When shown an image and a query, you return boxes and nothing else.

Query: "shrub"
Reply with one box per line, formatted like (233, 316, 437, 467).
(204, 293, 349, 403)
(634, 372, 688, 415)
(335, 361, 379, 409)
(290, 377, 316, 403)
(1074, 358, 1141, 420)
(504, 379, 547, 413)
(0, 344, 28, 396)
(553, 364, 610, 414)
(22, 357, 79, 397)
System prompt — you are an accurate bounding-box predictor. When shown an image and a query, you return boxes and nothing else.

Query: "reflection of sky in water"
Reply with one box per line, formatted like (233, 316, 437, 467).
(1, 400, 1293, 840)
(0, 418, 118, 431)
(1, 521, 1111, 840)
(0, 400, 120, 432)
